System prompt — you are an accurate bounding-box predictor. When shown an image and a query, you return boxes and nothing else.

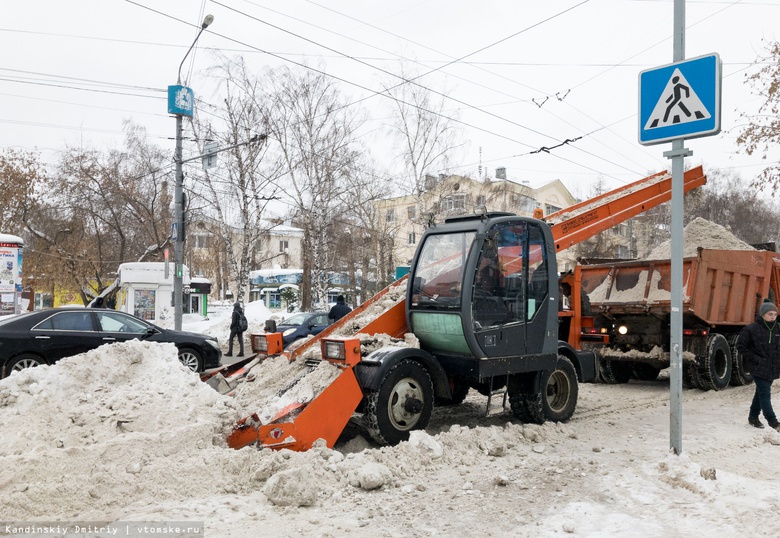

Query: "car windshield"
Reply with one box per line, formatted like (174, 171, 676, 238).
(283, 313, 310, 326)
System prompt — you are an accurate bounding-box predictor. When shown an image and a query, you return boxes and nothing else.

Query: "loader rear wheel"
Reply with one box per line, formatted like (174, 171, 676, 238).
(364, 359, 433, 446)
(699, 334, 732, 391)
(601, 360, 632, 384)
(728, 333, 753, 386)
(525, 356, 578, 423)
(509, 356, 578, 424)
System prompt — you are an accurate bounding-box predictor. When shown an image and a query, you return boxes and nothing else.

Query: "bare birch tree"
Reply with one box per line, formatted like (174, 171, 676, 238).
(192, 56, 280, 303)
(261, 66, 363, 310)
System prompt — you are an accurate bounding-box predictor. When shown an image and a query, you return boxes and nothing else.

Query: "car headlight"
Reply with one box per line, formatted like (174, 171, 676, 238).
(283, 328, 296, 336)
(206, 339, 220, 351)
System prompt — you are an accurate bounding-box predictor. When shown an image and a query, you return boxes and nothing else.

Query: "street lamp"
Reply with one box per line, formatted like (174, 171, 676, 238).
(169, 14, 213, 331)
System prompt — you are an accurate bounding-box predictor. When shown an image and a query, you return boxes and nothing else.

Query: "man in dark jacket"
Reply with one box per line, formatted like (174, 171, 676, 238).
(737, 301, 780, 430)
(328, 295, 352, 323)
(226, 302, 245, 357)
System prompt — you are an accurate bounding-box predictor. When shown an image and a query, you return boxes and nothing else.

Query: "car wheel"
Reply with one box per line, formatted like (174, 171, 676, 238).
(178, 348, 202, 372)
(6, 354, 44, 376)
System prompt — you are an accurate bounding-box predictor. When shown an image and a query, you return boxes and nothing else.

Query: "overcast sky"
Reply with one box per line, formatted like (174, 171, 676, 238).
(2, 0, 778, 201)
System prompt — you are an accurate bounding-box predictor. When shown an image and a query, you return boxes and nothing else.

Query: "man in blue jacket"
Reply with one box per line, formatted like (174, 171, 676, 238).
(737, 301, 780, 430)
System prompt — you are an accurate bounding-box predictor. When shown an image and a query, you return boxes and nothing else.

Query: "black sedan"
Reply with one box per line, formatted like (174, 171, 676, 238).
(277, 312, 330, 347)
(0, 307, 222, 378)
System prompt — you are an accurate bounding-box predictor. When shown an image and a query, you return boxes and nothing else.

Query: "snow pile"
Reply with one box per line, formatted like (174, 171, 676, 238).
(228, 280, 415, 418)
(648, 217, 755, 259)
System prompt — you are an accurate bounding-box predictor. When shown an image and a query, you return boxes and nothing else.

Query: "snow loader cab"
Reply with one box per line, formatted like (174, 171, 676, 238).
(408, 213, 559, 362)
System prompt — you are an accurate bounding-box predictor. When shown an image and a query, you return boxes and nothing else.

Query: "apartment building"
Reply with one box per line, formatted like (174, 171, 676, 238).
(374, 168, 581, 271)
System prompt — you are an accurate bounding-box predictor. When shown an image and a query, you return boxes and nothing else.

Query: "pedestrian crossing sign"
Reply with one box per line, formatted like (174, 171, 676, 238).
(639, 53, 721, 145)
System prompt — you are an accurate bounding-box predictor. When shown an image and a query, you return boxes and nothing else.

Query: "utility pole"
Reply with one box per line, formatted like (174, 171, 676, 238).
(168, 14, 213, 330)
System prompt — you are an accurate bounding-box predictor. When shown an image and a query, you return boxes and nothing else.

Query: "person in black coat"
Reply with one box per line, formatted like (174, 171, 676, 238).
(737, 301, 780, 430)
(226, 302, 245, 357)
(328, 295, 352, 323)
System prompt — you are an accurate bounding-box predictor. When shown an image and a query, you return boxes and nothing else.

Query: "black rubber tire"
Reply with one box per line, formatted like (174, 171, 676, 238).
(728, 333, 753, 386)
(178, 348, 202, 372)
(435, 379, 470, 406)
(508, 390, 534, 423)
(682, 363, 697, 389)
(601, 359, 633, 384)
(364, 359, 434, 446)
(698, 333, 732, 391)
(509, 356, 578, 424)
(527, 356, 579, 423)
(6, 354, 45, 377)
(632, 363, 661, 381)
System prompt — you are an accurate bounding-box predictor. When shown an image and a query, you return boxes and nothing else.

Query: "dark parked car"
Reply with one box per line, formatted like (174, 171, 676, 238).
(277, 312, 330, 347)
(0, 307, 222, 378)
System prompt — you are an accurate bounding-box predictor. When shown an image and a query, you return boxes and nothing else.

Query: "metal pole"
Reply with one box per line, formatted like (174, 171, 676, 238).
(171, 14, 213, 331)
(665, 0, 690, 456)
(174, 113, 184, 331)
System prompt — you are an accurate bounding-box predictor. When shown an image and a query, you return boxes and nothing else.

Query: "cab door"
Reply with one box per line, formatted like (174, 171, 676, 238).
(471, 220, 554, 357)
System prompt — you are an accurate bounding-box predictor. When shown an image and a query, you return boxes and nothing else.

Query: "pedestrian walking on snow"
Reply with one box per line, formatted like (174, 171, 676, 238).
(737, 300, 780, 431)
(328, 295, 352, 323)
(226, 301, 247, 357)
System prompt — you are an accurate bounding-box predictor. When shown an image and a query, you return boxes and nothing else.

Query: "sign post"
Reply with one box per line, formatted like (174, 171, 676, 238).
(638, 1, 722, 456)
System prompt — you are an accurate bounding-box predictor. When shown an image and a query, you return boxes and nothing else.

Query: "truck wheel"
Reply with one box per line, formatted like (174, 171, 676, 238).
(698, 334, 732, 391)
(728, 333, 753, 386)
(364, 359, 434, 446)
(632, 363, 661, 381)
(601, 360, 632, 384)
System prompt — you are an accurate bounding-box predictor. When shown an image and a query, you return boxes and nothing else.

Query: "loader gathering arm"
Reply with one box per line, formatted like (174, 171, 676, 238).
(546, 165, 705, 253)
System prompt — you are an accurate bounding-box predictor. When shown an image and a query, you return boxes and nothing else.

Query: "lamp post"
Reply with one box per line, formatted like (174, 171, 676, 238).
(169, 14, 213, 330)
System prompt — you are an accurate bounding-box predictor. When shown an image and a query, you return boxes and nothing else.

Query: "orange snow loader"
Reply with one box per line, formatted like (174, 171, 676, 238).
(215, 166, 707, 452)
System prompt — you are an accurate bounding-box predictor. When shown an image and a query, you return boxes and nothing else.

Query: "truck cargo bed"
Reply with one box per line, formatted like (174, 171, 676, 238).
(581, 248, 780, 326)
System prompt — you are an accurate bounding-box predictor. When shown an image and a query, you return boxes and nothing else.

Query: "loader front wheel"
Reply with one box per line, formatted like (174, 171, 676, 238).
(364, 359, 433, 446)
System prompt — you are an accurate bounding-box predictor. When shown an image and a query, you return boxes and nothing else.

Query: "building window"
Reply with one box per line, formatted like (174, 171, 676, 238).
(386, 209, 395, 222)
(475, 195, 486, 207)
(193, 235, 209, 249)
(545, 204, 562, 216)
(408, 232, 416, 245)
(442, 193, 466, 211)
(279, 240, 289, 253)
(616, 245, 629, 258)
(514, 194, 536, 214)
(407, 206, 416, 220)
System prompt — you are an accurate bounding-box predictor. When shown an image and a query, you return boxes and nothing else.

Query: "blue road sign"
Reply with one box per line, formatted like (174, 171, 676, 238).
(168, 85, 194, 117)
(639, 53, 721, 145)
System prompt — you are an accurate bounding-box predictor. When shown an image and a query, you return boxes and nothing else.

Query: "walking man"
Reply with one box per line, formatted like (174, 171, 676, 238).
(737, 301, 780, 430)
(226, 301, 246, 357)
